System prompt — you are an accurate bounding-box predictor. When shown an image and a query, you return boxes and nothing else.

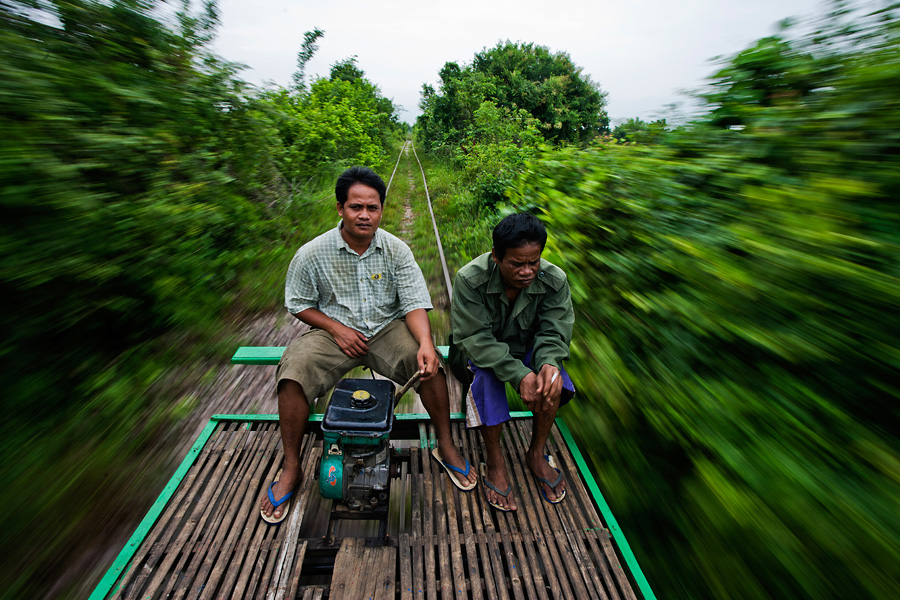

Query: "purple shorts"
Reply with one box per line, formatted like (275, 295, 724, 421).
(464, 349, 575, 428)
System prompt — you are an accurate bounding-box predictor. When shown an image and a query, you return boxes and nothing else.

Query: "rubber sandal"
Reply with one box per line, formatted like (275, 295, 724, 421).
(260, 469, 295, 524)
(535, 455, 566, 504)
(480, 463, 513, 512)
(432, 447, 477, 491)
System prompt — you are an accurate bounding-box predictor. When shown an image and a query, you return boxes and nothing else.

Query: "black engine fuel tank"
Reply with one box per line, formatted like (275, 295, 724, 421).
(321, 379, 395, 437)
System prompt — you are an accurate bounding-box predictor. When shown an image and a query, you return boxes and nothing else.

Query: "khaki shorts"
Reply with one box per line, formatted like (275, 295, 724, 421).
(275, 319, 443, 400)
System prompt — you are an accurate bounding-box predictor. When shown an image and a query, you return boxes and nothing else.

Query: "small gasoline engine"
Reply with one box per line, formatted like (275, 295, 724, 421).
(319, 379, 396, 511)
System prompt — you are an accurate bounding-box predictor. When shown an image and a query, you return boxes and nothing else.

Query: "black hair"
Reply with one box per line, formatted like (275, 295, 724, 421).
(492, 213, 547, 260)
(335, 166, 387, 205)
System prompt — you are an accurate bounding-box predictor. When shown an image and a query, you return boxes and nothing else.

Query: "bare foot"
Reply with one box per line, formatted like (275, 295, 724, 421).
(436, 442, 478, 489)
(528, 452, 566, 502)
(260, 465, 301, 521)
(482, 462, 517, 511)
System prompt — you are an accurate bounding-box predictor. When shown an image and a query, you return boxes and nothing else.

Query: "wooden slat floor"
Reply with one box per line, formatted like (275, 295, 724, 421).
(106, 418, 638, 600)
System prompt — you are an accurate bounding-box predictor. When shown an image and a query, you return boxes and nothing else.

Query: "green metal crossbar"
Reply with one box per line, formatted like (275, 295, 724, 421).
(231, 345, 451, 365)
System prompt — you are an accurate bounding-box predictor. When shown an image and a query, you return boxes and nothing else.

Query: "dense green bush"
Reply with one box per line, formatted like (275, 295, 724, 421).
(454, 101, 543, 205)
(511, 5, 900, 598)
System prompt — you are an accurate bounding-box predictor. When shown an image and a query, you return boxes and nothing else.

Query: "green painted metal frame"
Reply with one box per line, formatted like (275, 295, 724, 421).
(90, 412, 654, 600)
(88, 418, 220, 600)
(555, 418, 656, 600)
(231, 345, 450, 365)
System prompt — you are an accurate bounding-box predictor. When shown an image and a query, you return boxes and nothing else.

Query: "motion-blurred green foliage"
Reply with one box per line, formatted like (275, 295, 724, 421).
(511, 4, 900, 598)
(0, 1, 400, 597)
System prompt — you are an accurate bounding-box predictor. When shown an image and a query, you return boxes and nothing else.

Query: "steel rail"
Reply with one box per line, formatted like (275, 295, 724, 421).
(409, 139, 454, 301)
(385, 140, 408, 196)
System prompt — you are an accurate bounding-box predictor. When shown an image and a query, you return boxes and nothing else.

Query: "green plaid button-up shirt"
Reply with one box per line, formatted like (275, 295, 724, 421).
(285, 224, 433, 337)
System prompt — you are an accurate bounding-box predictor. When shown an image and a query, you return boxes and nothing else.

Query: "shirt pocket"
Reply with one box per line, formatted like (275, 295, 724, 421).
(514, 302, 539, 332)
(369, 272, 397, 309)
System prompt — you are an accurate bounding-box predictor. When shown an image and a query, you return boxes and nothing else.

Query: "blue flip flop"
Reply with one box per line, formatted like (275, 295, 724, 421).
(260, 469, 295, 524)
(480, 463, 513, 512)
(432, 447, 477, 491)
(535, 455, 566, 504)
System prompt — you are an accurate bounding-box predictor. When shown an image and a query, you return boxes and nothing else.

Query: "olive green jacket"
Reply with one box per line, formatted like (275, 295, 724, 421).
(449, 252, 574, 389)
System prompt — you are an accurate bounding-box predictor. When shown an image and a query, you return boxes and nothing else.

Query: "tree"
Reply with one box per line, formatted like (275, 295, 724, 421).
(417, 41, 608, 151)
(263, 57, 402, 189)
(330, 55, 366, 82)
(472, 41, 609, 143)
(703, 35, 821, 129)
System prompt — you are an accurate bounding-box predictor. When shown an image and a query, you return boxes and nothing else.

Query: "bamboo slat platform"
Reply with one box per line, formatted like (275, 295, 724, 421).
(97, 415, 642, 600)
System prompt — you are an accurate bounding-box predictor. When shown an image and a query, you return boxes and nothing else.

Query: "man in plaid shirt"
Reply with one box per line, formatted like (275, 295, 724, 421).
(260, 166, 478, 524)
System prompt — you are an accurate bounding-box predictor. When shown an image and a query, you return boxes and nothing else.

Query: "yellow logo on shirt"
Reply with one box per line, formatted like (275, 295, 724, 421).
(371, 273, 382, 280)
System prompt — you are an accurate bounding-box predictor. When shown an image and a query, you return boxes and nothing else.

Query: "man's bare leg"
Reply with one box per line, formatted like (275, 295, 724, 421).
(526, 399, 566, 502)
(418, 373, 478, 489)
(260, 379, 310, 520)
(481, 422, 517, 511)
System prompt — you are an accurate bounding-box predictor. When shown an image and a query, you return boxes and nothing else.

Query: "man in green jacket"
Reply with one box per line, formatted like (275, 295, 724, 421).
(450, 213, 575, 511)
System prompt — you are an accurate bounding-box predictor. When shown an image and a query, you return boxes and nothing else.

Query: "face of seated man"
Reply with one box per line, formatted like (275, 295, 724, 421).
(492, 242, 542, 293)
(338, 182, 383, 246)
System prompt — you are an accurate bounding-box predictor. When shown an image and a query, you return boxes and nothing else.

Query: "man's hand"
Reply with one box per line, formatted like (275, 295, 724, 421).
(416, 343, 440, 380)
(295, 308, 368, 358)
(405, 308, 440, 380)
(330, 322, 369, 358)
(518, 372, 542, 409)
(519, 365, 562, 414)
(535, 364, 562, 411)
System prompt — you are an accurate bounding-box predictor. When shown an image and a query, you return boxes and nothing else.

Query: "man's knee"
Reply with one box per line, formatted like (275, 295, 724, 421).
(418, 369, 447, 390)
(277, 378, 308, 402)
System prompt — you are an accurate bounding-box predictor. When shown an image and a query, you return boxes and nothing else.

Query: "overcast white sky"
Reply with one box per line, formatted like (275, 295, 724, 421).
(211, 0, 826, 124)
